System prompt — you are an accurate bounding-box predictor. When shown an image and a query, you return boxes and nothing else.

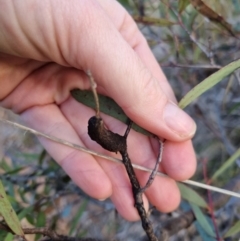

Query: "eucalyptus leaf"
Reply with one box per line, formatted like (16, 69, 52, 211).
(133, 16, 176, 27)
(36, 211, 46, 227)
(178, 183, 207, 208)
(190, 203, 215, 237)
(4, 233, 14, 241)
(194, 219, 216, 241)
(179, 59, 240, 109)
(178, 0, 190, 12)
(71, 89, 152, 136)
(18, 206, 33, 221)
(69, 200, 88, 235)
(0, 180, 24, 237)
(211, 148, 240, 181)
(224, 220, 240, 238)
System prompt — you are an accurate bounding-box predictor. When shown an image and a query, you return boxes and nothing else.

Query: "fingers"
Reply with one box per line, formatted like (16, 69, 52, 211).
(161, 141, 197, 181)
(20, 104, 112, 200)
(1, 64, 89, 113)
(20, 101, 148, 221)
(60, 97, 149, 221)
(61, 97, 196, 217)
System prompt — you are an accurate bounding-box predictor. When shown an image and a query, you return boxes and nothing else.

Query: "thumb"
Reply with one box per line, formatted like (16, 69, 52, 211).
(63, 0, 196, 141)
(95, 66, 196, 142)
(72, 2, 196, 141)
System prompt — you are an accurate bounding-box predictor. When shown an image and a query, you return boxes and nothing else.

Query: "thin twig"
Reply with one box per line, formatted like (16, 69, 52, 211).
(140, 138, 164, 193)
(161, 63, 222, 69)
(202, 158, 221, 241)
(0, 223, 104, 241)
(1, 118, 240, 199)
(168, 5, 214, 61)
(86, 70, 100, 117)
(121, 121, 158, 240)
(124, 119, 133, 138)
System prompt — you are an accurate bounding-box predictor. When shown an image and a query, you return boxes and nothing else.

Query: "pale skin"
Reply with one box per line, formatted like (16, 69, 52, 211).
(0, 0, 197, 221)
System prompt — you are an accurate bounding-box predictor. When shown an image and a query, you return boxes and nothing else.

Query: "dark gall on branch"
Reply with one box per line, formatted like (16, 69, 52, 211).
(88, 116, 126, 153)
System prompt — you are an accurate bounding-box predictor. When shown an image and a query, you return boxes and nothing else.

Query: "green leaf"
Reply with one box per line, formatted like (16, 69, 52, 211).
(70, 199, 88, 235)
(211, 148, 240, 181)
(0, 159, 12, 172)
(133, 16, 176, 27)
(117, 0, 131, 9)
(18, 206, 33, 221)
(38, 149, 47, 166)
(36, 211, 46, 227)
(0, 180, 24, 237)
(0, 231, 8, 241)
(25, 214, 35, 226)
(179, 59, 240, 109)
(15, 152, 40, 162)
(4, 167, 26, 175)
(4, 182, 15, 200)
(178, 183, 208, 208)
(35, 211, 46, 241)
(4, 233, 14, 241)
(178, 0, 190, 12)
(71, 89, 152, 136)
(194, 219, 216, 241)
(224, 220, 240, 237)
(190, 203, 215, 237)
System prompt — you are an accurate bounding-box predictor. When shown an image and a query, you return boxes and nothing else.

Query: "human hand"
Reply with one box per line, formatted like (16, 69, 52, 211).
(0, 0, 196, 221)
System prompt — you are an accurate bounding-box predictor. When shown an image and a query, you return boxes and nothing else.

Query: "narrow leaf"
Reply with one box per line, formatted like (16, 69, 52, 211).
(4, 233, 14, 241)
(224, 220, 240, 238)
(211, 148, 240, 181)
(133, 16, 176, 27)
(18, 206, 33, 221)
(190, 203, 215, 237)
(190, 0, 235, 36)
(179, 59, 240, 109)
(70, 200, 88, 235)
(118, 0, 131, 9)
(71, 89, 151, 136)
(178, 0, 190, 13)
(0, 159, 12, 172)
(194, 219, 216, 241)
(4, 167, 26, 175)
(36, 211, 46, 227)
(35, 211, 46, 241)
(0, 180, 24, 237)
(178, 183, 208, 208)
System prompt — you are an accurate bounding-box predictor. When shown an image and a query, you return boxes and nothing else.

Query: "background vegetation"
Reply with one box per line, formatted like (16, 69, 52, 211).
(1, 0, 240, 240)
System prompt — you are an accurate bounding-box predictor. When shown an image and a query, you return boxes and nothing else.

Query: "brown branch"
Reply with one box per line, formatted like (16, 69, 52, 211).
(0, 222, 107, 241)
(87, 72, 161, 241)
(86, 70, 100, 118)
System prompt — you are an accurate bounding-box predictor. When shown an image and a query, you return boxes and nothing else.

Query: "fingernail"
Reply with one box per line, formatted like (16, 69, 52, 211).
(163, 102, 196, 138)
